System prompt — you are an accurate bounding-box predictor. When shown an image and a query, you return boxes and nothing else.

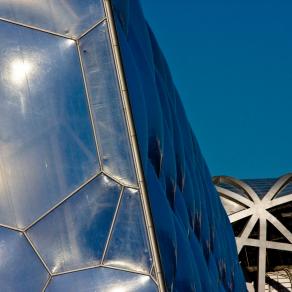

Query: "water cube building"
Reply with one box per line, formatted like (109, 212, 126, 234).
(0, 1, 246, 291)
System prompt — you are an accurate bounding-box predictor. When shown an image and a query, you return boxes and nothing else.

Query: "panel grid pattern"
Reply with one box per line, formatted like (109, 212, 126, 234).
(0, 1, 246, 291)
(110, 0, 247, 291)
(0, 1, 160, 291)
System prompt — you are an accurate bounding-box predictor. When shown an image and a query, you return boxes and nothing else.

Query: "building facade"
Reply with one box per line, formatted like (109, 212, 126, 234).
(214, 175, 292, 292)
(0, 1, 245, 291)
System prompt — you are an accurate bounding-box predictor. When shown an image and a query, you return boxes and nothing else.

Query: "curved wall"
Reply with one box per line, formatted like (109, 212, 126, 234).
(111, 1, 246, 291)
(0, 0, 246, 291)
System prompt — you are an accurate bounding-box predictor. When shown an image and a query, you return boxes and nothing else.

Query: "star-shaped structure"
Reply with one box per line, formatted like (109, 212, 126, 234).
(213, 174, 292, 292)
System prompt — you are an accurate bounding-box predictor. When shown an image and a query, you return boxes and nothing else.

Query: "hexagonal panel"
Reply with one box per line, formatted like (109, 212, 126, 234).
(104, 188, 152, 273)
(0, 21, 99, 229)
(79, 21, 137, 186)
(0, 227, 49, 291)
(0, 0, 104, 38)
(27, 174, 121, 273)
(47, 267, 158, 292)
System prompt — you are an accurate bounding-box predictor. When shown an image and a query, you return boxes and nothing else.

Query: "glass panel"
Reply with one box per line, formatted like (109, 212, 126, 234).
(27, 175, 121, 273)
(47, 267, 158, 292)
(0, 21, 98, 229)
(104, 188, 152, 273)
(0, 227, 49, 291)
(0, 0, 104, 38)
(79, 21, 137, 186)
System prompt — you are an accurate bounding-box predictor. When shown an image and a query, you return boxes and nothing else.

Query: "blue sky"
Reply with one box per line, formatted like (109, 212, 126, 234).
(140, 0, 292, 179)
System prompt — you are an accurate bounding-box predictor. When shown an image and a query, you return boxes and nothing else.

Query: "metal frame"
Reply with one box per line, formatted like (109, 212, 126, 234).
(102, 1, 165, 291)
(214, 175, 292, 292)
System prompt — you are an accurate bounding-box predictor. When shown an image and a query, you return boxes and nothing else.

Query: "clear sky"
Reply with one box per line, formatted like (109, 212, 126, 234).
(140, 0, 292, 179)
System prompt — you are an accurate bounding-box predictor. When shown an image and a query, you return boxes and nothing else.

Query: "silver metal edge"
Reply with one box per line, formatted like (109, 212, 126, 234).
(101, 1, 165, 291)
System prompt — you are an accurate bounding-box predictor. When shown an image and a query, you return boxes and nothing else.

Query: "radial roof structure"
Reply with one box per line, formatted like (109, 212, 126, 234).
(214, 174, 292, 292)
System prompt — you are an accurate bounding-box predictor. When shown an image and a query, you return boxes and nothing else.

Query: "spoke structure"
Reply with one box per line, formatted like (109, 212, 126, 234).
(214, 174, 292, 292)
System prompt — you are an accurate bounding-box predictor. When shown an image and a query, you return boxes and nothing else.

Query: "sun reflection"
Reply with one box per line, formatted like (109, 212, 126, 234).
(109, 275, 150, 292)
(10, 59, 33, 85)
(110, 288, 127, 292)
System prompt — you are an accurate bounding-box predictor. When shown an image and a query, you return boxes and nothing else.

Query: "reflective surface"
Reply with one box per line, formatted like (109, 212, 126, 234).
(0, 1, 159, 291)
(79, 22, 137, 186)
(0, 0, 247, 291)
(0, 227, 49, 291)
(28, 175, 121, 273)
(104, 188, 152, 273)
(0, 21, 98, 229)
(47, 267, 158, 292)
(112, 0, 247, 290)
(0, 1, 159, 289)
(0, 0, 104, 38)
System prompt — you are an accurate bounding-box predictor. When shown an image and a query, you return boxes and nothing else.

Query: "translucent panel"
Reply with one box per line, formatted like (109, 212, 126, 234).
(104, 188, 152, 273)
(79, 21, 137, 186)
(27, 175, 121, 273)
(0, 227, 49, 291)
(0, 22, 98, 229)
(0, 0, 104, 38)
(47, 267, 158, 292)
(146, 163, 177, 291)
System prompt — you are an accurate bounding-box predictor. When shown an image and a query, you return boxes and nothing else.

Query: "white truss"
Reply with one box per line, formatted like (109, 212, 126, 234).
(214, 174, 292, 292)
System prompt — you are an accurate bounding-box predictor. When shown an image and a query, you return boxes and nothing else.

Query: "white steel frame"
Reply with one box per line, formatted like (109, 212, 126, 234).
(214, 174, 292, 292)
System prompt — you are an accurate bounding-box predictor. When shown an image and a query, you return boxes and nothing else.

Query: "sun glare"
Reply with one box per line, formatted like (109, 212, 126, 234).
(10, 59, 33, 84)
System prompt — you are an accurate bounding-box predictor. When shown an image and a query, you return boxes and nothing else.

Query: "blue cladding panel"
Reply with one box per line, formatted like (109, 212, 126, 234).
(79, 21, 137, 186)
(112, 0, 247, 291)
(0, 227, 49, 291)
(27, 175, 121, 273)
(104, 188, 152, 273)
(0, 21, 98, 229)
(47, 267, 158, 292)
(147, 164, 177, 290)
(0, 0, 104, 38)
